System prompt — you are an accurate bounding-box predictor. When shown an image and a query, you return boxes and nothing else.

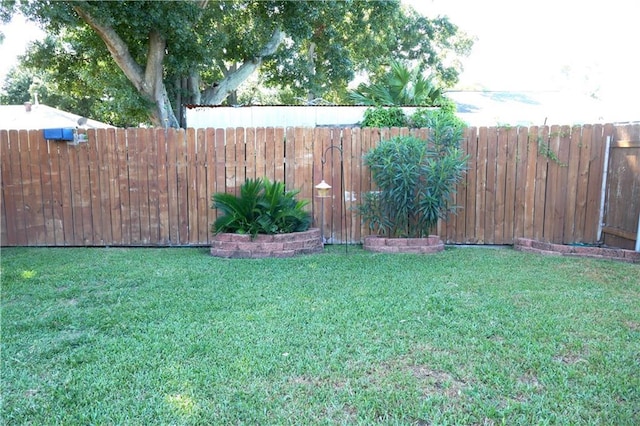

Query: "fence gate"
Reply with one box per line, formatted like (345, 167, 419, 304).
(600, 134, 640, 250)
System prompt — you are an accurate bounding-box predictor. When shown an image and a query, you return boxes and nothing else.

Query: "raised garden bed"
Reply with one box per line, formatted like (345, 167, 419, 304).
(363, 235, 444, 254)
(514, 238, 639, 263)
(211, 229, 323, 259)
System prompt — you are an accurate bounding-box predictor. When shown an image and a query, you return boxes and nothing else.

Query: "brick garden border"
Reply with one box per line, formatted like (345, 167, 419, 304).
(210, 228, 323, 258)
(514, 238, 639, 263)
(363, 235, 445, 254)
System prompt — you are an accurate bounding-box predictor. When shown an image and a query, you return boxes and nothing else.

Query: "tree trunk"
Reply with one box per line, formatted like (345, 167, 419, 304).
(73, 5, 179, 128)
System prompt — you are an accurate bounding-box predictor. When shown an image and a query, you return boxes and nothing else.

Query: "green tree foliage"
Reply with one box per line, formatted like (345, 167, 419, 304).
(4, 0, 471, 127)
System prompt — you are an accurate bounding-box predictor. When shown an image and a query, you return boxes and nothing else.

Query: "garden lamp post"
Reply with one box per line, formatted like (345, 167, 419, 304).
(314, 180, 331, 243)
(315, 144, 348, 253)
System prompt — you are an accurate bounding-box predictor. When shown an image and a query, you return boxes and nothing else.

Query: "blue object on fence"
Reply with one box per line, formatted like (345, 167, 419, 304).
(43, 128, 75, 141)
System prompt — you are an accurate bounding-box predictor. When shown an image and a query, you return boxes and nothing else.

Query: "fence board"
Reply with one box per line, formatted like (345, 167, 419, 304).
(95, 130, 112, 244)
(154, 128, 169, 244)
(474, 127, 488, 243)
(128, 129, 143, 244)
(454, 130, 468, 242)
(205, 128, 216, 240)
(255, 127, 266, 181)
(573, 125, 592, 242)
(86, 131, 102, 245)
(512, 127, 528, 240)
(563, 126, 582, 243)
(552, 126, 571, 243)
(19, 130, 49, 245)
(196, 128, 209, 243)
(347, 127, 361, 243)
(186, 128, 198, 243)
(165, 128, 179, 244)
(532, 126, 549, 241)
(4, 131, 23, 244)
(1, 131, 12, 244)
(274, 127, 285, 183)
(494, 127, 508, 243)
(176, 129, 189, 243)
(18, 131, 37, 245)
(139, 128, 153, 244)
(542, 125, 561, 241)
(484, 127, 498, 243)
(285, 127, 296, 191)
(584, 124, 606, 242)
(464, 127, 478, 243)
(115, 129, 131, 244)
(503, 127, 518, 243)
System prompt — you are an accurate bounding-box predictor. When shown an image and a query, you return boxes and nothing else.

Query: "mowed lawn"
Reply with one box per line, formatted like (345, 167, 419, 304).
(1, 245, 639, 425)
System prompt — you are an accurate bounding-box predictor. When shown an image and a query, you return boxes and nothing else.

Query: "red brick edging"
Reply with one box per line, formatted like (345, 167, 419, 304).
(210, 228, 323, 258)
(514, 238, 639, 263)
(363, 235, 444, 254)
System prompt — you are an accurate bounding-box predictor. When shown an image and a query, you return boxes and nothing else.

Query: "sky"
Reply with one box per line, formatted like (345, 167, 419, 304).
(1, 0, 638, 109)
(405, 0, 639, 104)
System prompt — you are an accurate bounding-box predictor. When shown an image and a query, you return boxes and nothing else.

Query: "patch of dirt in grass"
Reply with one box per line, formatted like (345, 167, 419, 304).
(518, 372, 543, 389)
(60, 298, 78, 307)
(288, 375, 346, 391)
(553, 353, 587, 365)
(623, 321, 639, 331)
(408, 365, 466, 399)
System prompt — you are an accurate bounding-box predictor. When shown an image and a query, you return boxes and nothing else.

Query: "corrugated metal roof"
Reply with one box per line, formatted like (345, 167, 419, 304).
(0, 103, 114, 130)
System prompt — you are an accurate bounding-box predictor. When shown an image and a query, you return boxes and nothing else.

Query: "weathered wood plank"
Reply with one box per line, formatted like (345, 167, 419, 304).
(532, 126, 549, 241)
(196, 128, 209, 243)
(186, 127, 198, 243)
(573, 124, 592, 242)
(483, 127, 498, 244)
(551, 125, 571, 243)
(144, 128, 159, 244)
(85, 130, 103, 245)
(502, 126, 518, 243)
(493, 126, 508, 244)
(274, 127, 285, 183)
(155, 128, 170, 244)
(562, 126, 582, 243)
(512, 127, 529, 240)
(584, 124, 606, 242)
(175, 129, 189, 244)
(166, 128, 180, 244)
(542, 125, 561, 242)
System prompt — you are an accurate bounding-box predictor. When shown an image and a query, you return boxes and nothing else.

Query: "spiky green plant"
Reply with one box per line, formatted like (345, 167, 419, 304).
(349, 60, 443, 107)
(211, 178, 311, 237)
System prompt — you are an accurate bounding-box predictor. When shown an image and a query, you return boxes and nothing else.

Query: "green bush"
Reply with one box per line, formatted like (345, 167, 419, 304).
(211, 178, 311, 237)
(357, 124, 467, 238)
(410, 103, 466, 133)
(361, 106, 408, 127)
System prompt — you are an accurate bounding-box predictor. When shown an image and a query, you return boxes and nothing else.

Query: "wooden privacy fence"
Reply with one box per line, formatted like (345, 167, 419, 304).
(1, 124, 633, 247)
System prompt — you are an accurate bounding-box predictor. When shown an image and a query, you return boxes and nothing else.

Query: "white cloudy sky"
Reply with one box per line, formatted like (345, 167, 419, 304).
(1, 0, 638, 106)
(404, 0, 639, 103)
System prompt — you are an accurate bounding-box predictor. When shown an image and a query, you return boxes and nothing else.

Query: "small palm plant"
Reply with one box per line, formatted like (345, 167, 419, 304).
(211, 178, 311, 237)
(358, 117, 467, 238)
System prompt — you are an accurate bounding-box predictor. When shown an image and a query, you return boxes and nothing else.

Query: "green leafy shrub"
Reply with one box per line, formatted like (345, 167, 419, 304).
(211, 178, 311, 237)
(361, 106, 408, 127)
(410, 103, 466, 133)
(358, 122, 467, 238)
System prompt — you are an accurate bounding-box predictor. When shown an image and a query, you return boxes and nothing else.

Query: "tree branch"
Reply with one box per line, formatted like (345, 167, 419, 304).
(202, 28, 285, 104)
(72, 5, 146, 93)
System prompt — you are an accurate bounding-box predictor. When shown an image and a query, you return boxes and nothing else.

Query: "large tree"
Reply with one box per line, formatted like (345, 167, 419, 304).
(5, 0, 472, 128)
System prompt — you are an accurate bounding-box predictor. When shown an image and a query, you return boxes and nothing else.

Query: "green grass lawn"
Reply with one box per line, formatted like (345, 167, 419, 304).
(1, 245, 639, 425)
